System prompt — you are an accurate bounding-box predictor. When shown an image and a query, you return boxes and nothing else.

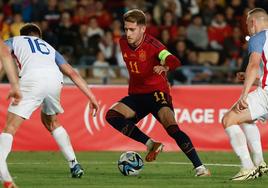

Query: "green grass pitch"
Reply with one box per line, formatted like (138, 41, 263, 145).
(7, 151, 268, 188)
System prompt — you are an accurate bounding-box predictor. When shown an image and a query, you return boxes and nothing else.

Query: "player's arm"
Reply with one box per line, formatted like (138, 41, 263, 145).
(236, 71, 259, 85)
(0, 38, 21, 105)
(55, 51, 99, 116)
(241, 52, 261, 96)
(153, 49, 181, 75)
(237, 33, 263, 112)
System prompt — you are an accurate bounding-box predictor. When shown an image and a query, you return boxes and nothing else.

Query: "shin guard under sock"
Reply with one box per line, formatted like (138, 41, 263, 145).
(106, 109, 149, 144)
(166, 125, 202, 168)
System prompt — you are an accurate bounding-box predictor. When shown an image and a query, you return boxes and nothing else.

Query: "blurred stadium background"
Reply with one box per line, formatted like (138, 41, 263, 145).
(1, 0, 268, 187)
(1, 0, 268, 84)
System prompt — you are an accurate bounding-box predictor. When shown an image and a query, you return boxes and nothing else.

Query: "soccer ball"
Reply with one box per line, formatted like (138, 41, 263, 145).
(118, 151, 144, 176)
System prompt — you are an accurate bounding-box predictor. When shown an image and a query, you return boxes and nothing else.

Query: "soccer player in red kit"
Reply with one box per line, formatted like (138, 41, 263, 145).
(105, 9, 210, 176)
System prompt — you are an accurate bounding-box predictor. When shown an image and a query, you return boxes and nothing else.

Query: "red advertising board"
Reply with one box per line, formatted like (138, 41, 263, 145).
(1, 84, 267, 151)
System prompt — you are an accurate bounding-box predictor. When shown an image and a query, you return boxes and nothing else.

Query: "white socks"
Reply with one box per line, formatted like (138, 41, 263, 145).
(52, 126, 78, 168)
(225, 125, 255, 169)
(0, 133, 13, 182)
(241, 123, 264, 166)
(0, 126, 78, 183)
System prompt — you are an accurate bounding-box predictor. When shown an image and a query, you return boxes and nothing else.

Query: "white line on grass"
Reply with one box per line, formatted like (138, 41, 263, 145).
(8, 161, 240, 167)
(153, 162, 240, 167)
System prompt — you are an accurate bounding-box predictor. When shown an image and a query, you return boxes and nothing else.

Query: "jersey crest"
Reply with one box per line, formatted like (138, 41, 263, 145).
(138, 49, 146, 62)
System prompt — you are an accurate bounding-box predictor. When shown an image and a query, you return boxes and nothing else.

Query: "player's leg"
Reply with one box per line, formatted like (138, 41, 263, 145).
(41, 80, 83, 178)
(154, 106, 210, 176)
(0, 112, 24, 188)
(106, 96, 152, 145)
(222, 108, 259, 180)
(106, 96, 163, 160)
(150, 91, 209, 175)
(41, 111, 83, 178)
(241, 122, 268, 175)
(0, 81, 42, 188)
(223, 88, 268, 180)
(241, 122, 263, 166)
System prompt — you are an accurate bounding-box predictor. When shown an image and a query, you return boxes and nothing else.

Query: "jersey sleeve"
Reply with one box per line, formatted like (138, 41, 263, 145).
(146, 37, 167, 62)
(55, 51, 67, 66)
(158, 49, 172, 64)
(155, 40, 180, 70)
(4, 38, 14, 52)
(248, 31, 266, 54)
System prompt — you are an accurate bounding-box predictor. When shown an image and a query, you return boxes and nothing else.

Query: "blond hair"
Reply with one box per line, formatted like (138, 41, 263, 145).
(123, 9, 146, 25)
(248, 8, 268, 22)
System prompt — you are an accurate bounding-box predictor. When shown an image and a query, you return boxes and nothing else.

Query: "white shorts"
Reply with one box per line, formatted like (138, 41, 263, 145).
(247, 87, 268, 121)
(8, 72, 64, 119)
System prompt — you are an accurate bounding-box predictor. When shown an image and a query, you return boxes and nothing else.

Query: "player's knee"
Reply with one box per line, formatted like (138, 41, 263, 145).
(3, 126, 17, 136)
(42, 121, 57, 132)
(222, 113, 235, 128)
(106, 109, 138, 135)
(222, 115, 227, 127)
(157, 107, 177, 126)
(41, 114, 59, 132)
(105, 109, 125, 127)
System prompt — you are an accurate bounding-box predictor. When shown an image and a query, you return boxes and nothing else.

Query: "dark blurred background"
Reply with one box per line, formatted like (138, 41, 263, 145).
(1, 0, 267, 85)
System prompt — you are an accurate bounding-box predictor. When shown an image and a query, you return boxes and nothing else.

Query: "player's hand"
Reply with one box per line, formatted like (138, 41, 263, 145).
(236, 72, 245, 82)
(89, 97, 99, 116)
(235, 95, 248, 113)
(153, 65, 169, 75)
(6, 84, 22, 105)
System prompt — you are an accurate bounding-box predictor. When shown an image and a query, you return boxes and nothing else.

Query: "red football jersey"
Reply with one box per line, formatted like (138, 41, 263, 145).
(120, 34, 173, 95)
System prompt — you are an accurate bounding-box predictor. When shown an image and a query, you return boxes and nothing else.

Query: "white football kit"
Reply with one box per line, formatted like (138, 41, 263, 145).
(5, 36, 66, 119)
(246, 30, 268, 120)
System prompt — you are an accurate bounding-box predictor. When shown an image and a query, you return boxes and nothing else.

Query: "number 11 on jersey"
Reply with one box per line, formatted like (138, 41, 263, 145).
(129, 61, 140, 74)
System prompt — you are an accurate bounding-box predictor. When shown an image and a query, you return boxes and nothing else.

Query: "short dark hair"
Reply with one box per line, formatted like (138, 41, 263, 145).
(20, 23, 42, 37)
(123, 9, 146, 25)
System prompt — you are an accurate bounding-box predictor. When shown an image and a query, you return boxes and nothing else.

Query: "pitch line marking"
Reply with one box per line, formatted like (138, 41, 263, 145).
(8, 161, 240, 167)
